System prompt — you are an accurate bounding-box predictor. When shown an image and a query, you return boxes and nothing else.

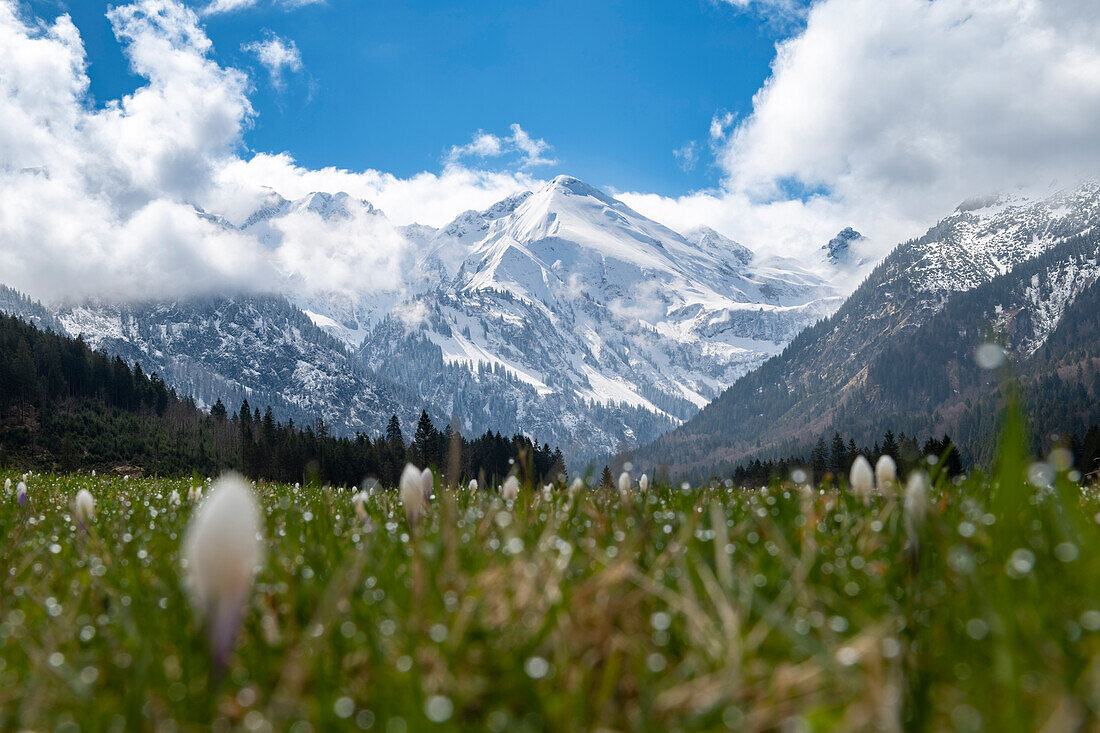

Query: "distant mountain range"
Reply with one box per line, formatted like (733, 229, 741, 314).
(0, 176, 850, 462)
(631, 182, 1100, 476)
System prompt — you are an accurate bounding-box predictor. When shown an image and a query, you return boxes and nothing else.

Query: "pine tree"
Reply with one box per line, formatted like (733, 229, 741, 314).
(830, 431, 847, 476)
(412, 410, 437, 467)
(599, 465, 614, 489)
(810, 438, 828, 483)
(386, 414, 404, 450)
(882, 430, 899, 460)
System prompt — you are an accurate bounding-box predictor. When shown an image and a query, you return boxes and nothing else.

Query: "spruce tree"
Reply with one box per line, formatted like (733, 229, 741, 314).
(599, 465, 614, 489)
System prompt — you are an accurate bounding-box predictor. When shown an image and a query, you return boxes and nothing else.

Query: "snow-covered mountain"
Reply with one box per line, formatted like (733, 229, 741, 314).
(0, 176, 847, 459)
(633, 181, 1100, 474)
(51, 296, 435, 435)
(346, 176, 843, 459)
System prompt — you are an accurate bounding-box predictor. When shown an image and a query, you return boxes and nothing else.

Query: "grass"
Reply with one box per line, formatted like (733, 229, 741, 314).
(2, 432, 1100, 730)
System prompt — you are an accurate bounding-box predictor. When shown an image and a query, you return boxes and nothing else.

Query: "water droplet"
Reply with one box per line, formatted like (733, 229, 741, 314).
(524, 656, 550, 679)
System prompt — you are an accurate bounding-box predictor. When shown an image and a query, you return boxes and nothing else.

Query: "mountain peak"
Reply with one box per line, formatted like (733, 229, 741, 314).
(295, 191, 375, 220)
(823, 227, 864, 266)
(541, 175, 613, 203)
(685, 226, 754, 268)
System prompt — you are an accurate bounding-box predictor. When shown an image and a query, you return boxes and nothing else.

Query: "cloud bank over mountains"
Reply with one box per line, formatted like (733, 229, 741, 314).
(624, 0, 1100, 261)
(1, 0, 1099, 303)
(0, 0, 536, 302)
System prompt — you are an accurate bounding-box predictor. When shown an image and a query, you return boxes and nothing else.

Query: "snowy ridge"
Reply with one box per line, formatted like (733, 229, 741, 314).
(2, 175, 849, 459)
(1010, 252, 1100, 357)
(53, 297, 433, 436)
(354, 175, 843, 455)
(898, 183, 1100, 297)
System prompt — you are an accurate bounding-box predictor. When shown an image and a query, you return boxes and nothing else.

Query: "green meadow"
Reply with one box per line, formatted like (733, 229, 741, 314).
(2, 420, 1099, 731)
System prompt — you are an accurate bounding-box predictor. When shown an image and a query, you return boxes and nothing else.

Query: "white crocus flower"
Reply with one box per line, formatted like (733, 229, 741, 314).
(182, 474, 263, 677)
(849, 456, 874, 503)
(502, 475, 520, 502)
(73, 489, 95, 525)
(401, 464, 427, 527)
(875, 455, 898, 494)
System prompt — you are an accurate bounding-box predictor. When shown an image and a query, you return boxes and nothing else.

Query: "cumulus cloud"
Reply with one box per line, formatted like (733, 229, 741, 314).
(0, 0, 274, 302)
(446, 123, 556, 169)
(624, 0, 1100, 266)
(215, 154, 538, 227)
(0, 0, 538, 304)
(242, 32, 302, 89)
(5, 0, 1097, 307)
(725, 0, 1100, 206)
(203, 0, 323, 16)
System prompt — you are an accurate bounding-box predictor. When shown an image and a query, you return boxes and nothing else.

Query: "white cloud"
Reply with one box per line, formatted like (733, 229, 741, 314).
(624, 0, 1100, 266)
(4, 0, 1098, 307)
(0, 0, 273, 302)
(715, 0, 807, 21)
(215, 153, 538, 227)
(708, 111, 734, 144)
(673, 141, 698, 173)
(203, 0, 323, 16)
(242, 32, 302, 89)
(0, 0, 536, 304)
(446, 123, 556, 169)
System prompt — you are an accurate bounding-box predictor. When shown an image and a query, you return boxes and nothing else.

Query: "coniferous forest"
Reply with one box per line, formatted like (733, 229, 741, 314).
(0, 313, 564, 487)
(4, 309, 1098, 488)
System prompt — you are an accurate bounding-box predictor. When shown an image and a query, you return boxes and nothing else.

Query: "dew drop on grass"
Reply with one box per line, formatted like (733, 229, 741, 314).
(1080, 610, 1100, 631)
(524, 656, 550, 679)
(334, 697, 355, 719)
(424, 696, 453, 723)
(1006, 549, 1036, 578)
(722, 706, 745, 729)
(1027, 462, 1054, 489)
(965, 618, 989, 640)
(975, 343, 1006, 369)
(1055, 542, 1079, 562)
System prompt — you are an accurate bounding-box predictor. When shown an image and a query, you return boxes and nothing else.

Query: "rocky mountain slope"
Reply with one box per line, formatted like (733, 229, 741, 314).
(51, 296, 435, 434)
(631, 183, 1100, 475)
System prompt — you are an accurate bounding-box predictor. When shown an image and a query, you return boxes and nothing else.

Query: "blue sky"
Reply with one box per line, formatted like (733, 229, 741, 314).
(32, 0, 788, 196)
(7, 0, 1095, 304)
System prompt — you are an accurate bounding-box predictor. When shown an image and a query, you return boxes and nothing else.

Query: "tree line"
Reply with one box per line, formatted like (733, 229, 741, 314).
(721, 427, 1100, 488)
(0, 312, 564, 488)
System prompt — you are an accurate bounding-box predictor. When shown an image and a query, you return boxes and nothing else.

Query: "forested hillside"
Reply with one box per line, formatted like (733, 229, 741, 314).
(0, 313, 562, 486)
(632, 193, 1100, 476)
